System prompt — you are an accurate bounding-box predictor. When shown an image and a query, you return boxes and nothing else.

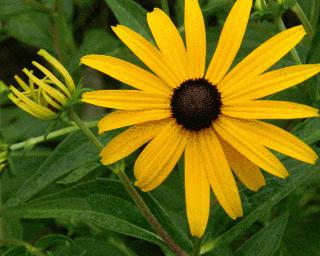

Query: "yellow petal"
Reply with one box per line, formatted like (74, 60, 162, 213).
(32, 61, 71, 97)
(8, 93, 55, 120)
(14, 75, 30, 92)
(100, 120, 167, 165)
(220, 138, 265, 192)
(185, 0, 206, 78)
(9, 87, 57, 119)
(98, 109, 172, 133)
(214, 116, 289, 178)
(219, 25, 306, 94)
(41, 90, 63, 110)
(23, 69, 67, 105)
(82, 90, 170, 110)
(81, 55, 172, 95)
(206, 0, 252, 84)
(199, 128, 243, 219)
(225, 118, 318, 164)
(223, 64, 320, 102)
(134, 121, 187, 191)
(38, 49, 75, 92)
(185, 133, 210, 237)
(222, 100, 319, 119)
(112, 25, 180, 88)
(147, 8, 188, 82)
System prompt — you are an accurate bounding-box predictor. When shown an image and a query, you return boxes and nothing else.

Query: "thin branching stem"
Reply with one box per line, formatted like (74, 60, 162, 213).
(69, 109, 188, 256)
(9, 120, 98, 151)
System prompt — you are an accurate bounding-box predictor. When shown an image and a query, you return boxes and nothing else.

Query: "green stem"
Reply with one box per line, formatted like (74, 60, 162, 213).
(191, 237, 202, 256)
(276, 17, 302, 64)
(9, 120, 98, 151)
(69, 110, 188, 256)
(161, 0, 170, 16)
(69, 109, 103, 149)
(291, 2, 314, 40)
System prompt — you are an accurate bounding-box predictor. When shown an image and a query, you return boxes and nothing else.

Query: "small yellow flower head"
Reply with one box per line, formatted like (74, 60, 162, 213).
(8, 50, 75, 120)
(0, 145, 8, 173)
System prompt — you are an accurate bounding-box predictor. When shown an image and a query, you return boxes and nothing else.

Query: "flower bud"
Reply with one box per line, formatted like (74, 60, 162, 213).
(0, 145, 8, 173)
(8, 50, 75, 120)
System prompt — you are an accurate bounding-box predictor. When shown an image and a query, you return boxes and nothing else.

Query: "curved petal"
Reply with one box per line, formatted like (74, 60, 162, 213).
(9, 87, 57, 118)
(134, 121, 187, 191)
(82, 90, 170, 110)
(81, 55, 172, 95)
(8, 93, 57, 120)
(224, 118, 318, 164)
(98, 109, 172, 133)
(112, 25, 180, 88)
(214, 116, 289, 178)
(220, 138, 265, 192)
(185, 0, 206, 78)
(222, 100, 319, 119)
(206, 0, 252, 84)
(147, 8, 188, 82)
(219, 25, 306, 94)
(199, 128, 243, 219)
(185, 133, 210, 237)
(100, 120, 168, 165)
(223, 64, 320, 102)
(23, 69, 67, 105)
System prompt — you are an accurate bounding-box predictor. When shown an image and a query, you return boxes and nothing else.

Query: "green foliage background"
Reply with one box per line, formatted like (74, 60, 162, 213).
(0, 0, 320, 255)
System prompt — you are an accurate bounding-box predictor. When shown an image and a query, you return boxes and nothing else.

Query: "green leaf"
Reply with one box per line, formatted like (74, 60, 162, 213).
(0, 0, 32, 18)
(0, 108, 50, 143)
(202, 0, 232, 16)
(104, 0, 153, 42)
(1, 152, 50, 202)
(3, 179, 163, 246)
(68, 29, 119, 73)
(0, 217, 23, 240)
(1, 247, 28, 256)
(235, 213, 289, 256)
(4, 132, 102, 207)
(282, 213, 320, 256)
(201, 158, 320, 254)
(4, 11, 53, 51)
(35, 234, 74, 251)
(69, 237, 130, 256)
(57, 161, 101, 184)
(51, 13, 76, 65)
(292, 118, 320, 145)
(306, 30, 320, 102)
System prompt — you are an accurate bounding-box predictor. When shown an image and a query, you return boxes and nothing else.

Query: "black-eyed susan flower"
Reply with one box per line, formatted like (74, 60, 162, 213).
(8, 50, 75, 120)
(81, 0, 320, 237)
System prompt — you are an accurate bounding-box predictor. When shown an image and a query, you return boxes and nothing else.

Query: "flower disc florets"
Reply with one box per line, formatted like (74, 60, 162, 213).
(170, 78, 222, 131)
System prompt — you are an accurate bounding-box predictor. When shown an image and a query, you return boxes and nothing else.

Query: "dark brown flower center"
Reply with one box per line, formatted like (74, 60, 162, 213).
(170, 78, 222, 131)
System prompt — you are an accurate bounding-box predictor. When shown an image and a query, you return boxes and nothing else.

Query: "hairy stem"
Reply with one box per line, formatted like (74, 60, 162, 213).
(69, 109, 103, 149)
(69, 109, 188, 256)
(9, 120, 98, 151)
